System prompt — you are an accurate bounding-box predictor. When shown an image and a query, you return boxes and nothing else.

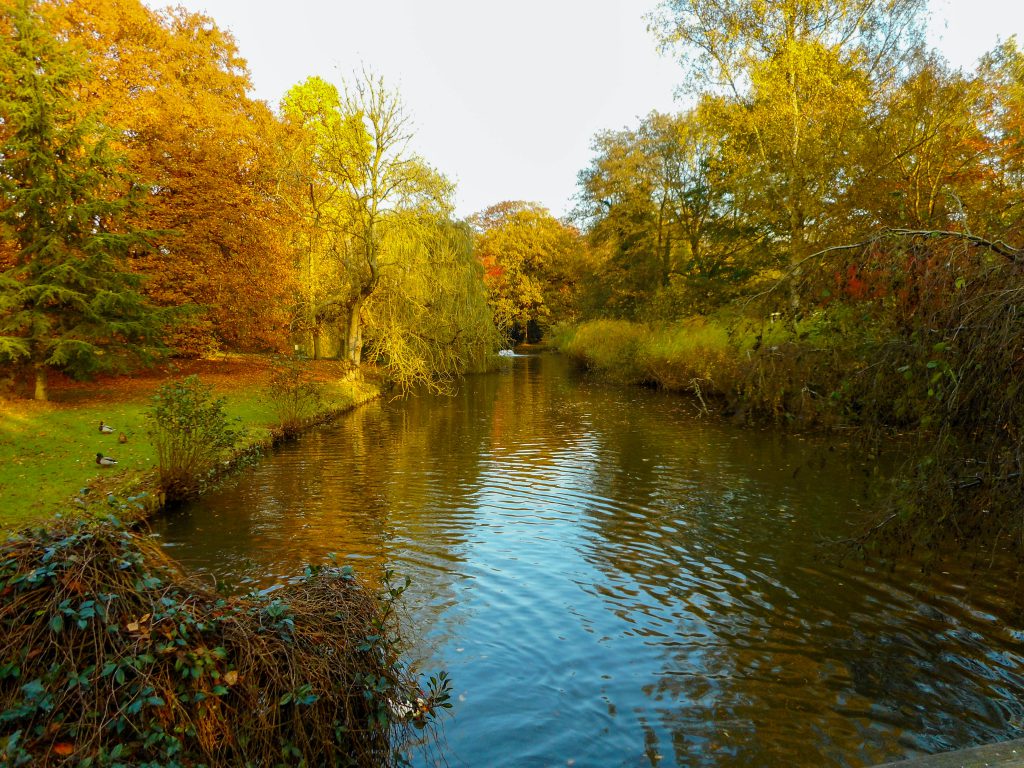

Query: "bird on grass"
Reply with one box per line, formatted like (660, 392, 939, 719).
(99, 421, 114, 434)
(95, 453, 118, 467)
(118, 432, 128, 444)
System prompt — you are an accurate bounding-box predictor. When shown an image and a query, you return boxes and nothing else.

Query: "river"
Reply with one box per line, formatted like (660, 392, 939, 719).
(153, 352, 1024, 767)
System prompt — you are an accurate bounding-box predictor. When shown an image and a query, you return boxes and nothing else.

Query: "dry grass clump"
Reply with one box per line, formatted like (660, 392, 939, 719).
(0, 518, 448, 767)
(560, 320, 650, 384)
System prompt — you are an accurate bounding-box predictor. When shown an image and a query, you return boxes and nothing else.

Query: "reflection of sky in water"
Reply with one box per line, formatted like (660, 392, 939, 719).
(155, 354, 1024, 768)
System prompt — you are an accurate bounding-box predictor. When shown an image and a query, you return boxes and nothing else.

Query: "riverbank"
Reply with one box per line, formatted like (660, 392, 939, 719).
(552, 317, 826, 424)
(0, 355, 380, 530)
(552, 314, 1024, 562)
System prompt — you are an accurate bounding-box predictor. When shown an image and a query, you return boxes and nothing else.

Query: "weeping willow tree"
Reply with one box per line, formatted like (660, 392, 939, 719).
(280, 71, 499, 389)
(365, 218, 500, 394)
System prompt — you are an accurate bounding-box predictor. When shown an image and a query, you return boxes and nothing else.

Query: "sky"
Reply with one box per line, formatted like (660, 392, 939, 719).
(143, 0, 1024, 220)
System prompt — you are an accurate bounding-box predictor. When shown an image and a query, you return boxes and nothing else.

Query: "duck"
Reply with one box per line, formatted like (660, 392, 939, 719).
(118, 432, 128, 444)
(95, 453, 118, 467)
(99, 421, 114, 434)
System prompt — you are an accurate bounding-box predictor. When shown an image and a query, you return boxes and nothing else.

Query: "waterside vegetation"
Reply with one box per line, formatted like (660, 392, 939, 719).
(544, 0, 1024, 563)
(0, 517, 450, 766)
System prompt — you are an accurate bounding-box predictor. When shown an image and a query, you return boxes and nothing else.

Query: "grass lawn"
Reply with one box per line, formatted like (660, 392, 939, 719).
(0, 355, 377, 531)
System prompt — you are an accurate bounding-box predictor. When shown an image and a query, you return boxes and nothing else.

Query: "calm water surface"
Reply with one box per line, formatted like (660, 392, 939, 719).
(154, 353, 1024, 767)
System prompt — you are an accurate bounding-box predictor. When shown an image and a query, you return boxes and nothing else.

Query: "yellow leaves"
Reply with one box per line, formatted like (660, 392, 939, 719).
(125, 613, 150, 635)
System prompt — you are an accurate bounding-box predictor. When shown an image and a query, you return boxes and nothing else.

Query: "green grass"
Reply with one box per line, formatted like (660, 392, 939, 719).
(0, 375, 376, 531)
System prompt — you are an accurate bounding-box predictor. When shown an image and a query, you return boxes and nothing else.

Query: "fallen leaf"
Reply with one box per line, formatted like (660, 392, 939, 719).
(223, 670, 239, 686)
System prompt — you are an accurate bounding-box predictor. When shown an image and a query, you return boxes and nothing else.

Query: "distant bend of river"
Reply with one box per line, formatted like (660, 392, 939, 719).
(154, 352, 1024, 768)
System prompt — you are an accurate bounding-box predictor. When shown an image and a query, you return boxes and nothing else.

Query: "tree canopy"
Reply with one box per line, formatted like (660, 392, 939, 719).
(0, 0, 500, 395)
(0, 0, 165, 400)
(471, 201, 584, 342)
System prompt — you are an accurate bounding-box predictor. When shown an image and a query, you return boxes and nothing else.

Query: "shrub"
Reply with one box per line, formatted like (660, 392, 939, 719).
(145, 375, 240, 502)
(0, 518, 450, 767)
(267, 356, 325, 437)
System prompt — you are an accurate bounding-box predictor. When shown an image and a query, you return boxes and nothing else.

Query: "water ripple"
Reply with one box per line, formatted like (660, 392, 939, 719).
(155, 354, 1024, 767)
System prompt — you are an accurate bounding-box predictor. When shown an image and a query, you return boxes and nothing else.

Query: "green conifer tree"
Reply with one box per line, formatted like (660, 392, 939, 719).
(0, 0, 165, 400)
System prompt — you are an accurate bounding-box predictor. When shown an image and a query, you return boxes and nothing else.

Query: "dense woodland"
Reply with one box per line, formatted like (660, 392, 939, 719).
(3, 0, 1024, 555)
(0, 0, 499, 398)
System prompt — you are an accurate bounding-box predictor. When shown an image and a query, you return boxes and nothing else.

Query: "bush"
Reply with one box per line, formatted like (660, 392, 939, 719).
(267, 356, 325, 437)
(145, 375, 240, 502)
(0, 518, 450, 767)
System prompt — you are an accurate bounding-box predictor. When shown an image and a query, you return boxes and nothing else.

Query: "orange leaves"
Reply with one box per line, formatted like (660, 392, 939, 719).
(42, 0, 296, 355)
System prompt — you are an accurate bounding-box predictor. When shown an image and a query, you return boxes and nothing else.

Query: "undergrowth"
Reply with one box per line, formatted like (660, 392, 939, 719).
(145, 376, 240, 503)
(267, 356, 325, 438)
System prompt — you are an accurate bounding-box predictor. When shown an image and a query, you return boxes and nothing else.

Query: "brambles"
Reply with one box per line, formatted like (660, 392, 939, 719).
(0, 518, 449, 767)
(145, 376, 240, 502)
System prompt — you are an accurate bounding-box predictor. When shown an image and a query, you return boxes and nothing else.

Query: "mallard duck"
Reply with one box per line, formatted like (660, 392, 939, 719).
(95, 452, 118, 467)
(118, 432, 128, 444)
(99, 421, 114, 434)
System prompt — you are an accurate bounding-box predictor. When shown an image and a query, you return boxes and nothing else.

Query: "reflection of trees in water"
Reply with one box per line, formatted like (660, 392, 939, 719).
(159, 353, 1024, 767)
(566, 397, 1024, 766)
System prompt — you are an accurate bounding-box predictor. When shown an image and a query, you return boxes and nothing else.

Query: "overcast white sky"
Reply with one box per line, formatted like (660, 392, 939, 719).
(143, 0, 1024, 219)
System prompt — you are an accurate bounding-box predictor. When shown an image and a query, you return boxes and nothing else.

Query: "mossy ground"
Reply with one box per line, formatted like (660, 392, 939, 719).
(0, 356, 378, 530)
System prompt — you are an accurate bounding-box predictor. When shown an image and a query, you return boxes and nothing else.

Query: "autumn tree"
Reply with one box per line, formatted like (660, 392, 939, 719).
(42, 0, 295, 353)
(364, 218, 499, 392)
(576, 108, 767, 318)
(0, 0, 164, 400)
(973, 38, 1024, 244)
(281, 72, 497, 385)
(471, 201, 583, 341)
(331, 72, 454, 366)
(650, 0, 926, 292)
(279, 76, 361, 358)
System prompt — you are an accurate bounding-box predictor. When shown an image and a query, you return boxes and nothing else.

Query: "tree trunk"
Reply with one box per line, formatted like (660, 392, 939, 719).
(789, 208, 805, 311)
(345, 299, 363, 366)
(34, 365, 48, 402)
(312, 328, 321, 360)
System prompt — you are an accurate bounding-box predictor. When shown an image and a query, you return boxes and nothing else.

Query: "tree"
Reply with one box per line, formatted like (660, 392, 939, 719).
(0, 0, 164, 400)
(575, 109, 765, 318)
(282, 71, 453, 367)
(828, 49, 990, 241)
(334, 72, 452, 366)
(43, 0, 296, 354)
(281, 73, 497, 385)
(363, 218, 499, 392)
(650, 0, 926, 292)
(279, 76, 363, 359)
(471, 201, 583, 341)
(974, 38, 1024, 244)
